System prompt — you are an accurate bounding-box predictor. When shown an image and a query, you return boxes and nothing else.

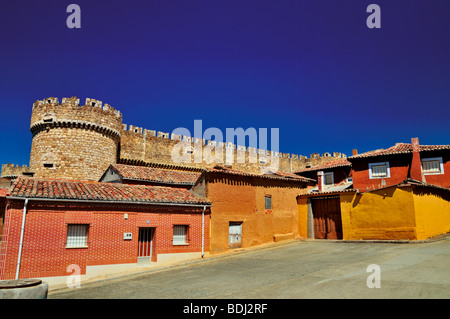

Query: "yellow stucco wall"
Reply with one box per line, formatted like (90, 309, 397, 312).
(340, 187, 417, 240)
(413, 188, 450, 240)
(297, 197, 309, 239)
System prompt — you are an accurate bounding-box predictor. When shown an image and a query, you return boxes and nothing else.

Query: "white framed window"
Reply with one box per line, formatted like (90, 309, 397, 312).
(421, 157, 444, 175)
(324, 172, 334, 186)
(66, 224, 89, 248)
(369, 162, 390, 179)
(173, 225, 189, 245)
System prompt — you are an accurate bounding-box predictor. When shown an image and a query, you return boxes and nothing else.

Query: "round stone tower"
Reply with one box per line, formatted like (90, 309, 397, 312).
(29, 97, 123, 181)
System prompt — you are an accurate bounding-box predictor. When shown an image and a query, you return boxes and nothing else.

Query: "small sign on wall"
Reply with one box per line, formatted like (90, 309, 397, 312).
(123, 233, 132, 240)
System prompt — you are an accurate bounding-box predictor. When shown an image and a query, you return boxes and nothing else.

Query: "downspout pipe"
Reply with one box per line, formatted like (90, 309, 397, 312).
(15, 198, 29, 280)
(201, 205, 206, 258)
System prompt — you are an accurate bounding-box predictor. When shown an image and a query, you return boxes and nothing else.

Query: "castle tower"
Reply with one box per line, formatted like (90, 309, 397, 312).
(29, 97, 123, 181)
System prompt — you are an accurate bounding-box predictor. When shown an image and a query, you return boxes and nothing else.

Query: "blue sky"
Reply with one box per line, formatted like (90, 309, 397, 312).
(0, 0, 449, 166)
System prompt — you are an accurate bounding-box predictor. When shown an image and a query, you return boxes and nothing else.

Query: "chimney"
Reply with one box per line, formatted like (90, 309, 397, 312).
(317, 171, 324, 192)
(352, 149, 358, 156)
(410, 137, 424, 182)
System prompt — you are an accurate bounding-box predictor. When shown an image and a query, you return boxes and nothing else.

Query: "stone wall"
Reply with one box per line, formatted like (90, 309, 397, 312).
(28, 97, 122, 181)
(1, 96, 348, 180)
(119, 124, 347, 174)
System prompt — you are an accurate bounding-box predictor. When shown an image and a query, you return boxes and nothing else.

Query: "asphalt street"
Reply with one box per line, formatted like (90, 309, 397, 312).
(49, 238, 450, 299)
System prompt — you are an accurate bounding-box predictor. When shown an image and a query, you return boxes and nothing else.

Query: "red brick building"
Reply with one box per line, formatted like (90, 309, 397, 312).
(0, 177, 210, 284)
(349, 138, 450, 192)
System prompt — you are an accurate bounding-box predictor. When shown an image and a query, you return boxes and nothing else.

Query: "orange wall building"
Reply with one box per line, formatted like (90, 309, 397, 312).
(192, 166, 314, 253)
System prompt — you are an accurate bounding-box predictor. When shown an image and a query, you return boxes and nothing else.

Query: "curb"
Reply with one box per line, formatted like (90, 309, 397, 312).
(48, 238, 299, 293)
(301, 233, 450, 244)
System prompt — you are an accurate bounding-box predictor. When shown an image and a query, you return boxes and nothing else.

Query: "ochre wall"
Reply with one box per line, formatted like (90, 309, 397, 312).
(413, 188, 450, 240)
(340, 187, 417, 240)
(339, 186, 450, 241)
(297, 197, 309, 239)
(206, 174, 308, 253)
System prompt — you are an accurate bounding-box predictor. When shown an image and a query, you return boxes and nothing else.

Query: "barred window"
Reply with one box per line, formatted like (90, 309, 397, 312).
(173, 225, 189, 245)
(66, 224, 89, 248)
(421, 157, 443, 175)
(369, 162, 390, 179)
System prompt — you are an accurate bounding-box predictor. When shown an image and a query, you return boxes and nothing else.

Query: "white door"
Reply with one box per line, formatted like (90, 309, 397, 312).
(229, 222, 242, 248)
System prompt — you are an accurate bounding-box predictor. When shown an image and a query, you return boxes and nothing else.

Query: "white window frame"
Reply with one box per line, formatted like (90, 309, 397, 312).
(323, 172, 334, 186)
(421, 157, 444, 175)
(66, 224, 89, 248)
(173, 225, 189, 246)
(369, 162, 391, 179)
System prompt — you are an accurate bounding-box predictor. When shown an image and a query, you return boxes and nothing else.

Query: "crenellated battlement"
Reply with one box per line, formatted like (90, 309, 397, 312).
(32, 97, 122, 117)
(121, 122, 346, 162)
(1, 163, 32, 178)
(2, 96, 348, 181)
(120, 122, 347, 173)
(30, 97, 123, 138)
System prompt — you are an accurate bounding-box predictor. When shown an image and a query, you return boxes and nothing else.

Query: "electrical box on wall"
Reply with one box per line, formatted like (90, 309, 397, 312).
(123, 233, 132, 240)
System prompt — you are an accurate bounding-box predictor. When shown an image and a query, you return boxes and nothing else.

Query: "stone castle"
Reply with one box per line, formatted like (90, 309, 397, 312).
(1, 97, 347, 181)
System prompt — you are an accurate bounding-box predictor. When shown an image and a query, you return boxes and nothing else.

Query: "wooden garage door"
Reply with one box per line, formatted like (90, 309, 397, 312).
(312, 197, 343, 239)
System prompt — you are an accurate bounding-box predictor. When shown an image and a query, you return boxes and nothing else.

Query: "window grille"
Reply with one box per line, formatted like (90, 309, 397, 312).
(173, 225, 188, 245)
(371, 164, 388, 177)
(422, 158, 443, 175)
(66, 224, 89, 248)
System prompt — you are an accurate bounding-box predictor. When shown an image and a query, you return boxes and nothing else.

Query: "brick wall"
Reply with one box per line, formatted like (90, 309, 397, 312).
(0, 200, 209, 280)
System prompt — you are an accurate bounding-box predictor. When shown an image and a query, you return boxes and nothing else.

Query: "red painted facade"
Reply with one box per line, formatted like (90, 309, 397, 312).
(351, 155, 412, 191)
(349, 138, 450, 192)
(0, 199, 209, 280)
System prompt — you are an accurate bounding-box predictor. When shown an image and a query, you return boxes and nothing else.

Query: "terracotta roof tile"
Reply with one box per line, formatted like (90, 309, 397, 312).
(349, 143, 450, 159)
(204, 166, 315, 183)
(295, 159, 352, 173)
(110, 164, 201, 185)
(8, 177, 210, 206)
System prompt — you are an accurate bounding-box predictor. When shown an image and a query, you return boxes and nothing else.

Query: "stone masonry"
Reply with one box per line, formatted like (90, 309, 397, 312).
(1, 97, 347, 181)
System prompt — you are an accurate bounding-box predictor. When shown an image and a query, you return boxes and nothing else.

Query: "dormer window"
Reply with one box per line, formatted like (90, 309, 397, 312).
(369, 162, 390, 179)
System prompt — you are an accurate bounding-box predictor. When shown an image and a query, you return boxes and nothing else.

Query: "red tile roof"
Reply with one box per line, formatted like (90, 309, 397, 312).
(202, 166, 315, 183)
(8, 177, 210, 206)
(349, 143, 450, 159)
(109, 164, 201, 185)
(295, 158, 352, 173)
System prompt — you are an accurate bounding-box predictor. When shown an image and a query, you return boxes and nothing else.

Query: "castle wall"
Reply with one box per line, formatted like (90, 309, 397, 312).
(119, 125, 347, 174)
(1, 96, 348, 180)
(28, 97, 122, 181)
(29, 127, 119, 181)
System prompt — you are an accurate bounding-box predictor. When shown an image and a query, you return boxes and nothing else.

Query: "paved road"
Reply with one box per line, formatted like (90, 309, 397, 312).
(49, 238, 450, 299)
